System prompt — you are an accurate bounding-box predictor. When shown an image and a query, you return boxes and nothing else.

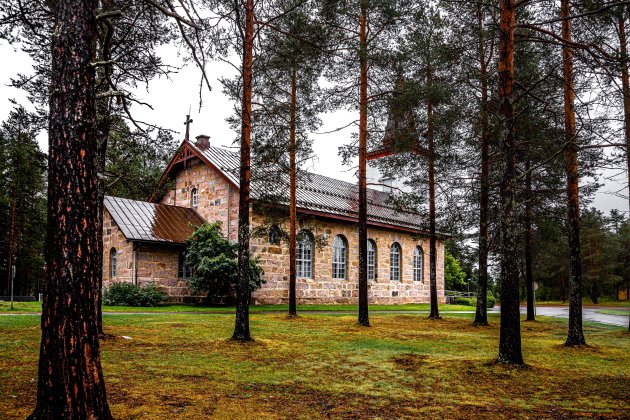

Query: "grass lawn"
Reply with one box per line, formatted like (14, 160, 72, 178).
(1, 313, 628, 418)
(596, 309, 630, 316)
(0, 300, 476, 313)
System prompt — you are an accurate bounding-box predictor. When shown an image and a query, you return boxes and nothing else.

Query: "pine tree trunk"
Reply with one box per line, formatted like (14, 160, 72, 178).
(357, 2, 370, 327)
(233, 0, 254, 341)
(474, 2, 490, 326)
(497, 0, 524, 365)
(288, 65, 298, 318)
(561, 0, 586, 346)
(619, 10, 630, 334)
(525, 158, 535, 321)
(94, 7, 115, 338)
(621, 14, 630, 218)
(5, 192, 16, 297)
(29, 0, 112, 417)
(95, 95, 112, 338)
(427, 63, 440, 320)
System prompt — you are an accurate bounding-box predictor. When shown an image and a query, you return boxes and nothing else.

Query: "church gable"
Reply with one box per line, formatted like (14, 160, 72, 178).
(157, 137, 429, 235)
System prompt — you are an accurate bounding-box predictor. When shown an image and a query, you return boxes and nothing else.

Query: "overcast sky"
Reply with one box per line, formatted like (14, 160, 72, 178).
(0, 40, 627, 215)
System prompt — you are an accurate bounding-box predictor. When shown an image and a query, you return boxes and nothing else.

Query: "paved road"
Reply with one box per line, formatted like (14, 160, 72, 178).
(520, 306, 629, 327)
(1, 306, 628, 327)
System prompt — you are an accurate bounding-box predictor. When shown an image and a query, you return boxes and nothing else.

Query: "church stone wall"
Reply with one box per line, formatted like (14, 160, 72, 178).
(102, 210, 202, 302)
(104, 154, 445, 305)
(250, 214, 445, 305)
(161, 157, 239, 242)
(103, 210, 135, 286)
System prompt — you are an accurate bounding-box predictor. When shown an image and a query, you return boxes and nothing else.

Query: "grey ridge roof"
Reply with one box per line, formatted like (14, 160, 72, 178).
(104, 196, 205, 244)
(187, 141, 427, 233)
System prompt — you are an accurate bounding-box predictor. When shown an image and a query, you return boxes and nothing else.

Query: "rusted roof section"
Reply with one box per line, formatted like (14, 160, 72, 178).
(104, 196, 205, 244)
(187, 142, 426, 232)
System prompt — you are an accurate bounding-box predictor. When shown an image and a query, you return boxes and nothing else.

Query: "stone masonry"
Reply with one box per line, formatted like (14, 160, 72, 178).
(250, 213, 444, 305)
(102, 210, 199, 300)
(104, 147, 446, 304)
(161, 157, 239, 242)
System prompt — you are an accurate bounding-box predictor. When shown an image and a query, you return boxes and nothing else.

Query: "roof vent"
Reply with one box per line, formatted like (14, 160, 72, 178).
(195, 134, 210, 150)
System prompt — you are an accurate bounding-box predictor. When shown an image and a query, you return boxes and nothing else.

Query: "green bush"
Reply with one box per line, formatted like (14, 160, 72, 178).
(185, 222, 265, 300)
(451, 294, 495, 308)
(103, 282, 165, 307)
(452, 297, 475, 306)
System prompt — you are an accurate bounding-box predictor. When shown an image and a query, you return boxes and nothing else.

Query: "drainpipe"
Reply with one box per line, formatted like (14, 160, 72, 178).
(227, 184, 231, 240)
(132, 242, 137, 285)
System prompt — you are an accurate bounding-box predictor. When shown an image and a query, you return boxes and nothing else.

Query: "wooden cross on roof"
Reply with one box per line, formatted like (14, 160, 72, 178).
(184, 114, 193, 141)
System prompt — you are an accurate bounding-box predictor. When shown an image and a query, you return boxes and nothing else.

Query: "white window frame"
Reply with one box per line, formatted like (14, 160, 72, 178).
(296, 231, 313, 278)
(413, 246, 423, 282)
(110, 248, 117, 278)
(367, 239, 376, 280)
(191, 187, 198, 207)
(390, 243, 401, 281)
(332, 235, 347, 280)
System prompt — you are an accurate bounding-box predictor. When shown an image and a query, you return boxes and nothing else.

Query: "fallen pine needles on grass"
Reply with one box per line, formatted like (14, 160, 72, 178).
(0, 313, 628, 418)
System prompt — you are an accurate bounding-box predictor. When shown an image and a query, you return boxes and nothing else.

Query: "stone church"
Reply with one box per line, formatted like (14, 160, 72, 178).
(102, 134, 445, 304)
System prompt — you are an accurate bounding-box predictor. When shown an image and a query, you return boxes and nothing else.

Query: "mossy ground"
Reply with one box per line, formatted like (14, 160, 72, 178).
(0, 313, 628, 418)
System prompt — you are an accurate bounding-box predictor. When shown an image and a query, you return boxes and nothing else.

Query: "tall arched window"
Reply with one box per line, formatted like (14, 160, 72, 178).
(110, 248, 117, 278)
(390, 242, 401, 281)
(367, 239, 377, 280)
(332, 235, 348, 280)
(296, 230, 313, 278)
(191, 187, 198, 207)
(179, 252, 192, 279)
(269, 225, 281, 245)
(414, 246, 423, 282)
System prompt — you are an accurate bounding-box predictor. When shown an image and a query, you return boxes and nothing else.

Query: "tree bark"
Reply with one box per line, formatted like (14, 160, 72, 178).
(497, 0, 523, 365)
(357, 2, 370, 327)
(288, 65, 298, 318)
(561, 0, 586, 346)
(619, 7, 630, 331)
(5, 192, 16, 297)
(621, 13, 630, 216)
(622, 12, 630, 332)
(94, 4, 115, 338)
(427, 62, 440, 320)
(29, 0, 112, 417)
(233, 0, 254, 341)
(525, 158, 535, 321)
(474, 2, 490, 326)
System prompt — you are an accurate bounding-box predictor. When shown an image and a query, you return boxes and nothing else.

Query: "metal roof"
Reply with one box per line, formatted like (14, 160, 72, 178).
(188, 142, 426, 232)
(104, 196, 205, 244)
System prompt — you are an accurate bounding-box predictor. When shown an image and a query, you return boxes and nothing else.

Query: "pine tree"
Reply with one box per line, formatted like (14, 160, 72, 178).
(248, 0, 326, 318)
(327, 0, 411, 326)
(28, 0, 113, 417)
(0, 108, 47, 297)
(497, 0, 524, 365)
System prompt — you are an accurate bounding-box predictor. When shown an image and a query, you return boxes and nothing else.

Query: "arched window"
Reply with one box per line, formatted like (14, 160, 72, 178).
(179, 252, 192, 279)
(110, 248, 117, 278)
(296, 230, 313, 278)
(390, 242, 401, 281)
(332, 235, 348, 280)
(414, 246, 423, 282)
(191, 187, 198, 207)
(367, 239, 377, 280)
(269, 225, 281, 245)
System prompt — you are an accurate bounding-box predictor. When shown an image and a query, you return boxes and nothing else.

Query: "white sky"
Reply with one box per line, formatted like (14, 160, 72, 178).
(0, 40, 627, 215)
